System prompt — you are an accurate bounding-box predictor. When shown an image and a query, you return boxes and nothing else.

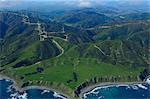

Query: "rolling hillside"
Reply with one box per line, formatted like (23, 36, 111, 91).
(0, 11, 150, 97)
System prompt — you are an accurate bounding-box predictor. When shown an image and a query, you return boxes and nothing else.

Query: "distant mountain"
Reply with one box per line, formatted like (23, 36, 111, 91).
(122, 13, 150, 21)
(56, 8, 150, 28)
(58, 10, 114, 28)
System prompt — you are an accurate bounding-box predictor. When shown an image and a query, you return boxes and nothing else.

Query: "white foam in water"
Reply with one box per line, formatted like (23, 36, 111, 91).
(137, 84, 148, 90)
(10, 92, 19, 99)
(92, 91, 99, 94)
(84, 85, 115, 98)
(117, 84, 129, 87)
(126, 85, 130, 89)
(7, 85, 13, 93)
(41, 90, 50, 94)
(18, 92, 28, 99)
(130, 85, 139, 90)
(11, 97, 17, 99)
(10, 92, 28, 99)
(98, 96, 103, 99)
(53, 92, 67, 99)
(6, 79, 11, 82)
(83, 93, 88, 99)
(10, 92, 18, 97)
(146, 78, 150, 85)
(40, 90, 66, 99)
(117, 84, 131, 90)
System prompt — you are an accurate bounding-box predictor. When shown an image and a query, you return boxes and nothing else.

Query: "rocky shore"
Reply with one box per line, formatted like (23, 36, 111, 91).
(79, 81, 144, 99)
(0, 74, 70, 99)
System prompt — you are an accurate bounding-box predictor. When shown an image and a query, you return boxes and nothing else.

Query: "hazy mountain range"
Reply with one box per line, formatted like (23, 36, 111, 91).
(0, 0, 150, 12)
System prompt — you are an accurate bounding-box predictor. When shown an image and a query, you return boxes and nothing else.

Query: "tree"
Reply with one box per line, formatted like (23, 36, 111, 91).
(73, 72, 78, 82)
(37, 67, 44, 73)
(139, 68, 150, 81)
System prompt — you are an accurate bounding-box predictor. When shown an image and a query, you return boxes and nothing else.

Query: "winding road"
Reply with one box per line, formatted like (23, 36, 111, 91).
(52, 39, 64, 57)
(11, 12, 65, 57)
(94, 45, 107, 56)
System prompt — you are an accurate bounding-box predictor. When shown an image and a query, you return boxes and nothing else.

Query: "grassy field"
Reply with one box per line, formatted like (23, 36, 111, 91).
(14, 56, 144, 89)
(3, 37, 145, 91)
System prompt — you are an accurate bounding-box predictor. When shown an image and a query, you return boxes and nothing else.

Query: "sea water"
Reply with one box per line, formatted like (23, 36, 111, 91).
(84, 83, 150, 99)
(0, 79, 67, 99)
(1, 78, 150, 99)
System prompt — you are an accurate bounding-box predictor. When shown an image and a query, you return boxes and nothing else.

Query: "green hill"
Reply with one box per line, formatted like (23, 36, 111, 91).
(0, 11, 149, 97)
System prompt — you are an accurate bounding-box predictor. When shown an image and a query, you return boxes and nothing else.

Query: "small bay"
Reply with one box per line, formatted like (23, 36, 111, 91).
(0, 79, 67, 99)
(84, 82, 150, 99)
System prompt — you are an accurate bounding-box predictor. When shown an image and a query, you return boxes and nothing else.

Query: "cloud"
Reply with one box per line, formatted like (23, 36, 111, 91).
(0, 0, 21, 8)
(63, 0, 93, 8)
(77, 0, 92, 8)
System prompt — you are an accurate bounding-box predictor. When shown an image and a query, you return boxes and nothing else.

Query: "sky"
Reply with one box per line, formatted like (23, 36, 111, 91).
(0, 0, 150, 8)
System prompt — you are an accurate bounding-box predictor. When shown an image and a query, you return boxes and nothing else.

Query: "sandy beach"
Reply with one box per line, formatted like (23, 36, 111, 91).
(79, 81, 143, 99)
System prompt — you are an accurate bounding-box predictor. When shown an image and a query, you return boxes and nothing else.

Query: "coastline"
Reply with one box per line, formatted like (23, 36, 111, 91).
(79, 81, 143, 99)
(0, 74, 70, 99)
(1, 74, 148, 99)
(0, 74, 21, 91)
(21, 86, 68, 99)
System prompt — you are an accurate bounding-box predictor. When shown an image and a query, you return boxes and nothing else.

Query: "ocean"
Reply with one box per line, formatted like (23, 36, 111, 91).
(84, 83, 150, 99)
(0, 78, 150, 99)
(0, 79, 67, 99)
